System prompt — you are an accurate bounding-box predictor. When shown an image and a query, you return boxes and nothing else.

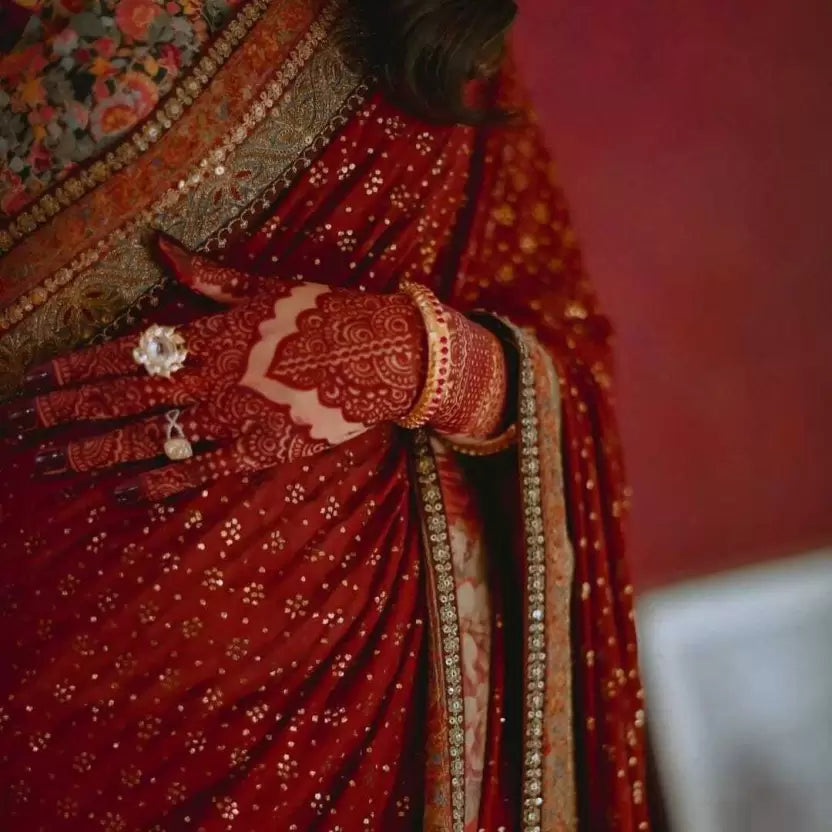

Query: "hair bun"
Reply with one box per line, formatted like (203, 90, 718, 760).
(355, 0, 517, 123)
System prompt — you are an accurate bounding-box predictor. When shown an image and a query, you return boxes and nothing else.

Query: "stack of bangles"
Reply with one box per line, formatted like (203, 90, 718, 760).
(395, 280, 517, 457)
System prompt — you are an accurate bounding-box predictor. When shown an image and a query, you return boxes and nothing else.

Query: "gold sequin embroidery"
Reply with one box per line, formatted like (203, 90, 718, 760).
(0, 0, 273, 255)
(413, 431, 467, 832)
(0, 13, 367, 397)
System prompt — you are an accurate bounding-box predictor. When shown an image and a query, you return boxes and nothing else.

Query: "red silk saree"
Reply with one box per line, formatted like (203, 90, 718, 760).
(0, 1, 649, 829)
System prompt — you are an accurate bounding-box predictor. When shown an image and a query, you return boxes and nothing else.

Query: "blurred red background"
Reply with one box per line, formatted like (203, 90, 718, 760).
(516, 0, 832, 588)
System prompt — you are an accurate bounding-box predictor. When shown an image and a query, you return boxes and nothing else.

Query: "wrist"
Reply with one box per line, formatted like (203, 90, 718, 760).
(394, 281, 509, 439)
(395, 281, 452, 429)
(431, 305, 508, 438)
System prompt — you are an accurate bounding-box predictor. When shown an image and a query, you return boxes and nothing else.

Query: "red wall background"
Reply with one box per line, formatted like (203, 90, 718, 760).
(515, 0, 832, 588)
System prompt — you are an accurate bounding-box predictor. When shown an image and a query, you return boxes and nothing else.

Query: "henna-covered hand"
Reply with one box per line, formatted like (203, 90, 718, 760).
(3, 236, 508, 501)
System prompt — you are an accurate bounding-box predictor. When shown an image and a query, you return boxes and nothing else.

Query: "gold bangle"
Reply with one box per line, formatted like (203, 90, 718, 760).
(441, 423, 518, 457)
(396, 280, 452, 430)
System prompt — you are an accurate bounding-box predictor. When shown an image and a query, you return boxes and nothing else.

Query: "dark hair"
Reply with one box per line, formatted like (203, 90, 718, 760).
(355, 0, 518, 123)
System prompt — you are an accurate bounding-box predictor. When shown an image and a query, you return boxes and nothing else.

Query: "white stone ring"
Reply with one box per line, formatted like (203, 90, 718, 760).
(133, 324, 188, 379)
(163, 409, 193, 461)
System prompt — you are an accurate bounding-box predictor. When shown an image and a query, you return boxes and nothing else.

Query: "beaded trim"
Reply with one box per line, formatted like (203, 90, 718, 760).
(0, 0, 276, 255)
(509, 325, 549, 832)
(413, 430, 466, 832)
(396, 281, 452, 429)
(414, 325, 551, 832)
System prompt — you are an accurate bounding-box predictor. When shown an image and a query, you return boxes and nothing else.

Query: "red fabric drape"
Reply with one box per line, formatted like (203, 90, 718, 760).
(450, 63, 649, 829)
(0, 53, 648, 832)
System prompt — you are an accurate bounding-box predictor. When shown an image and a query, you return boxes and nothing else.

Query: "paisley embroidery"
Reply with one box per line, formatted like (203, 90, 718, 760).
(269, 289, 425, 426)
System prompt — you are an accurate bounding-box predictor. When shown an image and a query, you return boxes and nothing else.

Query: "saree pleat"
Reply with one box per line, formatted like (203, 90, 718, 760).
(1, 427, 434, 828)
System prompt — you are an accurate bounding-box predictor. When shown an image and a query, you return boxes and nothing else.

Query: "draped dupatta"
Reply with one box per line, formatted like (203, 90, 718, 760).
(0, 1, 649, 829)
(447, 67, 650, 830)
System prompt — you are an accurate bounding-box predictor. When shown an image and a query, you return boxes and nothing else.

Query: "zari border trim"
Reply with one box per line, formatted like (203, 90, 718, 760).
(0, 22, 368, 397)
(413, 430, 466, 832)
(0, 1, 345, 333)
(90, 75, 371, 348)
(500, 320, 576, 832)
(514, 330, 549, 831)
(1, 0, 278, 254)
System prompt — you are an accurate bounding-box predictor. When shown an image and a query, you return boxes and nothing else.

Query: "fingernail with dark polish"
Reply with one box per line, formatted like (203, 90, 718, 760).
(155, 232, 193, 278)
(114, 482, 142, 506)
(23, 363, 57, 393)
(34, 446, 68, 476)
(3, 401, 39, 433)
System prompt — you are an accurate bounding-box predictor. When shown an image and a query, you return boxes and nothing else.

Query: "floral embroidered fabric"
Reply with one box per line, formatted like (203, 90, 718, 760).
(0, 0, 243, 215)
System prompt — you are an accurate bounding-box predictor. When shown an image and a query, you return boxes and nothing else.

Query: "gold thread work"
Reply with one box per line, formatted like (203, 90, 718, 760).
(0, 9, 367, 398)
(0, 0, 276, 255)
(413, 430, 467, 832)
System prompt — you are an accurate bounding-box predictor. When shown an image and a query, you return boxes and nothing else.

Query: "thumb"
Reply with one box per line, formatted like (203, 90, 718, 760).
(155, 232, 269, 305)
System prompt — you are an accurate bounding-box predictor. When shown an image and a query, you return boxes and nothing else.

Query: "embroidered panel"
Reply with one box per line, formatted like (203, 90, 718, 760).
(0, 0, 326, 259)
(0, 19, 366, 398)
(413, 431, 467, 832)
(509, 323, 577, 832)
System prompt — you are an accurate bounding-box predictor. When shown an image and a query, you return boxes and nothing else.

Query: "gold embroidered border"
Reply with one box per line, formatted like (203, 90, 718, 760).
(413, 430, 466, 832)
(533, 345, 576, 831)
(0, 0, 277, 255)
(0, 2, 347, 335)
(0, 22, 367, 397)
(510, 329, 549, 831)
(506, 322, 576, 832)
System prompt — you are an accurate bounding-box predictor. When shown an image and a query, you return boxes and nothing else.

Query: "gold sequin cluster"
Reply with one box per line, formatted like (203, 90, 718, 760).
(413, 431, 466, 832)
(206, 73, 371, 251)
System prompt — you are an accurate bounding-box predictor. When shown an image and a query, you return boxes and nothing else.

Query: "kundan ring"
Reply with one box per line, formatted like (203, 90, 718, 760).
(133, 324, 188, 378)
(164, 409, 193, 461)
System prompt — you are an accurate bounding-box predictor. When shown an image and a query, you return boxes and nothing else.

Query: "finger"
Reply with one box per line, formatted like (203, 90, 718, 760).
(4, 372, 205, 435)
(34, 404, 233, 475)
(21, 333, 145, 395)
(156, 232, 271, 304)
(113, 431, 274, 503)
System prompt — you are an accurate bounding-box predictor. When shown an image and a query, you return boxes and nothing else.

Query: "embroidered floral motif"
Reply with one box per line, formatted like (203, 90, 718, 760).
(0, 0, 244, 215)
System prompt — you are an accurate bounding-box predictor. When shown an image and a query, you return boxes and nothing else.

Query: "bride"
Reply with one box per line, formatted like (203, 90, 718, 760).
(0, 0, 649, 828)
